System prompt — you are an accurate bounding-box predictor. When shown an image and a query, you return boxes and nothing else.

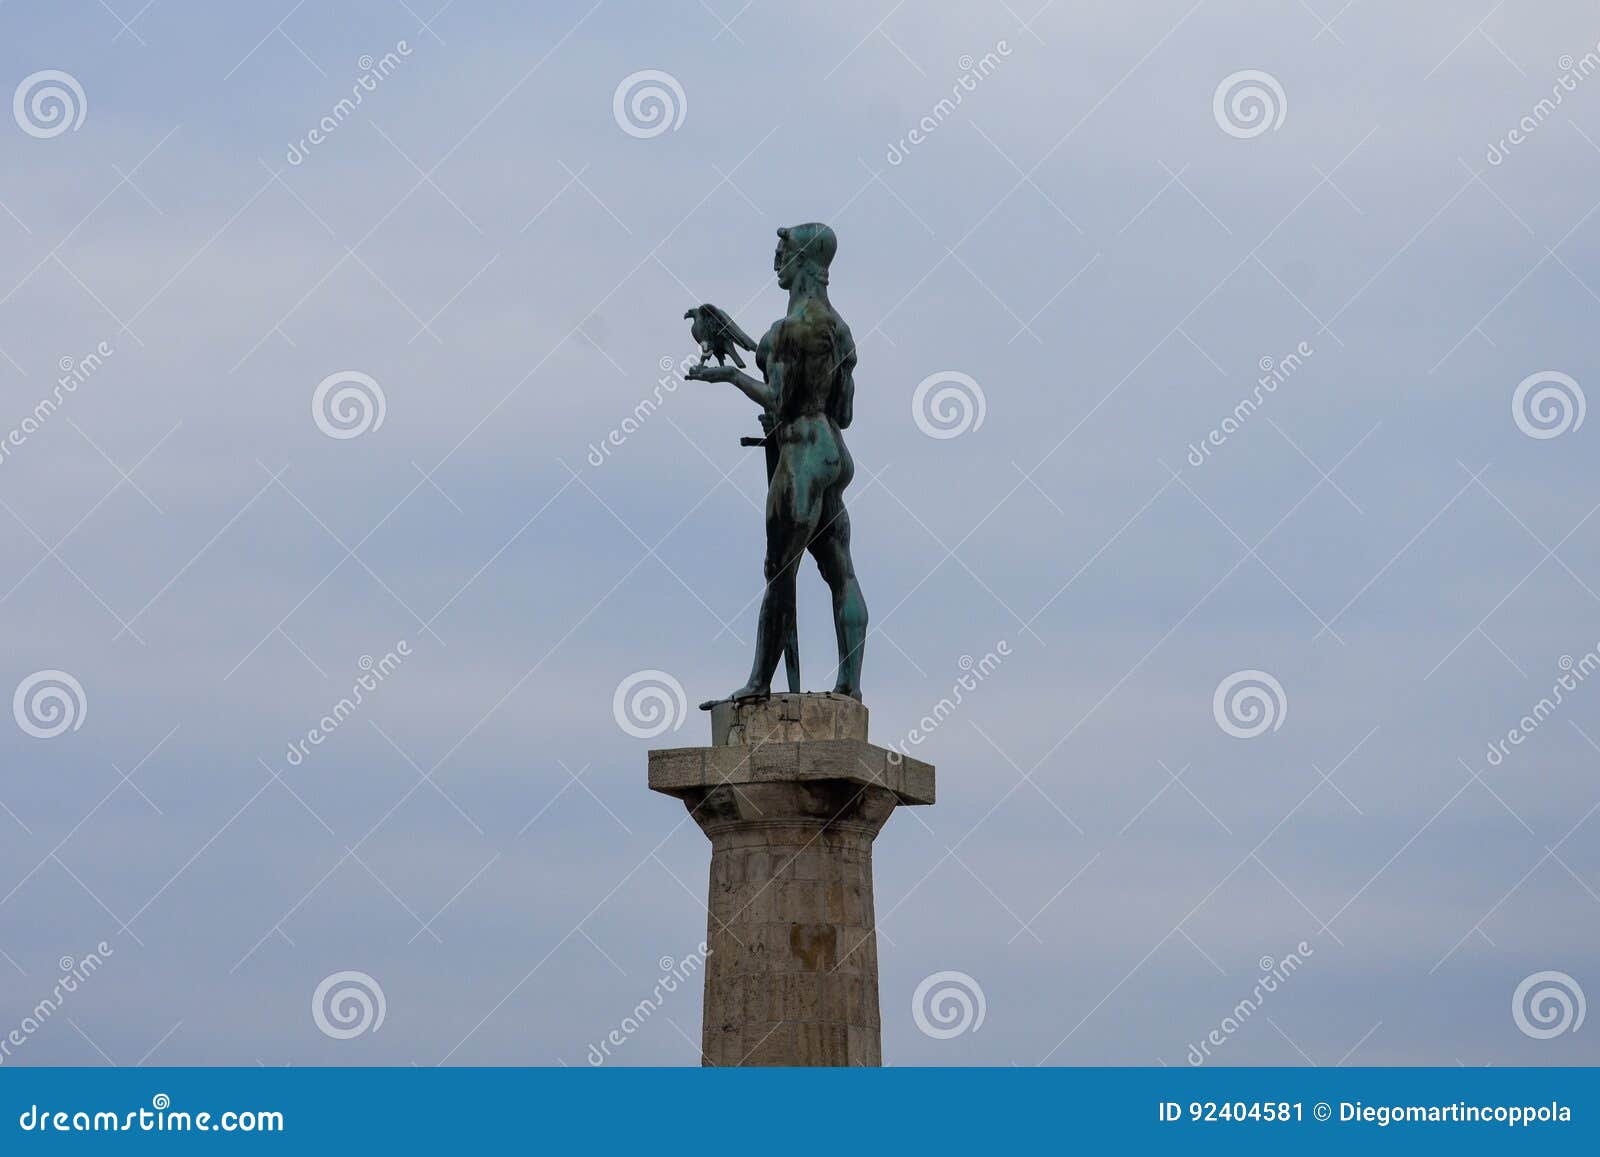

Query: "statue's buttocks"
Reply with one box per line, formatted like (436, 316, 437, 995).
(683, 224, 867, 706)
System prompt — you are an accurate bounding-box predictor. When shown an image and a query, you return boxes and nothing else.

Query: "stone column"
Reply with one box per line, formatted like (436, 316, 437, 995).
(648, 693, 935, 1066)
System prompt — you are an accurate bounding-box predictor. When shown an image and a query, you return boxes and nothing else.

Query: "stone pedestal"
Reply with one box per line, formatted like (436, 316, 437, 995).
(648, 693, 934, 1066)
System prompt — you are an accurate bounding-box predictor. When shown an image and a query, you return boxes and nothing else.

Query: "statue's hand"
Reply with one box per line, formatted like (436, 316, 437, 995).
(686, 364, 738, 384)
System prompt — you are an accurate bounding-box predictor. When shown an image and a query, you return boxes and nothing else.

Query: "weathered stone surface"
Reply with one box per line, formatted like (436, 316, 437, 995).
(644, 747, 704, 792)
(710, 692, 868, 746)
(648, 739, 934, 805)
(646, 692, 933, 1067)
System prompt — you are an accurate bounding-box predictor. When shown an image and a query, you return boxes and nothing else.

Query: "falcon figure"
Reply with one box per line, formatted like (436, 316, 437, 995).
(684, 304, 758, 368)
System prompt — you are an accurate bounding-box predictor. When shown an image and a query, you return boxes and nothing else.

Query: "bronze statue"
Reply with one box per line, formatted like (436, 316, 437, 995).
(687, 223, 867, 704)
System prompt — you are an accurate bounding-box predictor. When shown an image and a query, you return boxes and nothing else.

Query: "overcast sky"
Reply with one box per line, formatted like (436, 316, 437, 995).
(2, 0, 1598, 1066)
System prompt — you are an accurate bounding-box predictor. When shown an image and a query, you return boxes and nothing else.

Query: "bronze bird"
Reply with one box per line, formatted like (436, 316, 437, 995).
(684, 304, 757, 368)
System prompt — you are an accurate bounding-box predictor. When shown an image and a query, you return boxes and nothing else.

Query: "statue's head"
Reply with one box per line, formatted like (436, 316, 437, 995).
(774, 222, 836, 289)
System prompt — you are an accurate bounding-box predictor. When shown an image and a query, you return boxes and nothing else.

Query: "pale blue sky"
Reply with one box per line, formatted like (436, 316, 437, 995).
(1, 1, 1597, 1065)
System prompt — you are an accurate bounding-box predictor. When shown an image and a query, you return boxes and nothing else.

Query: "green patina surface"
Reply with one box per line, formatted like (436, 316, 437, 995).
(687, 224, 867, 706)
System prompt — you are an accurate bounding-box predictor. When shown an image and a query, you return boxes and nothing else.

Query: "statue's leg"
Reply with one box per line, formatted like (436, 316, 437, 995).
(808, 495, 867, 700)
(768, 442, 801, 694)
(731, 525, 806, 701)
(732, 460, 823, 702)
(783, 617, 801, 694)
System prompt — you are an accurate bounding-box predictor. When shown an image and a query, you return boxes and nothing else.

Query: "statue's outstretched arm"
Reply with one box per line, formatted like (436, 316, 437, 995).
(685, 362, 774, 409)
